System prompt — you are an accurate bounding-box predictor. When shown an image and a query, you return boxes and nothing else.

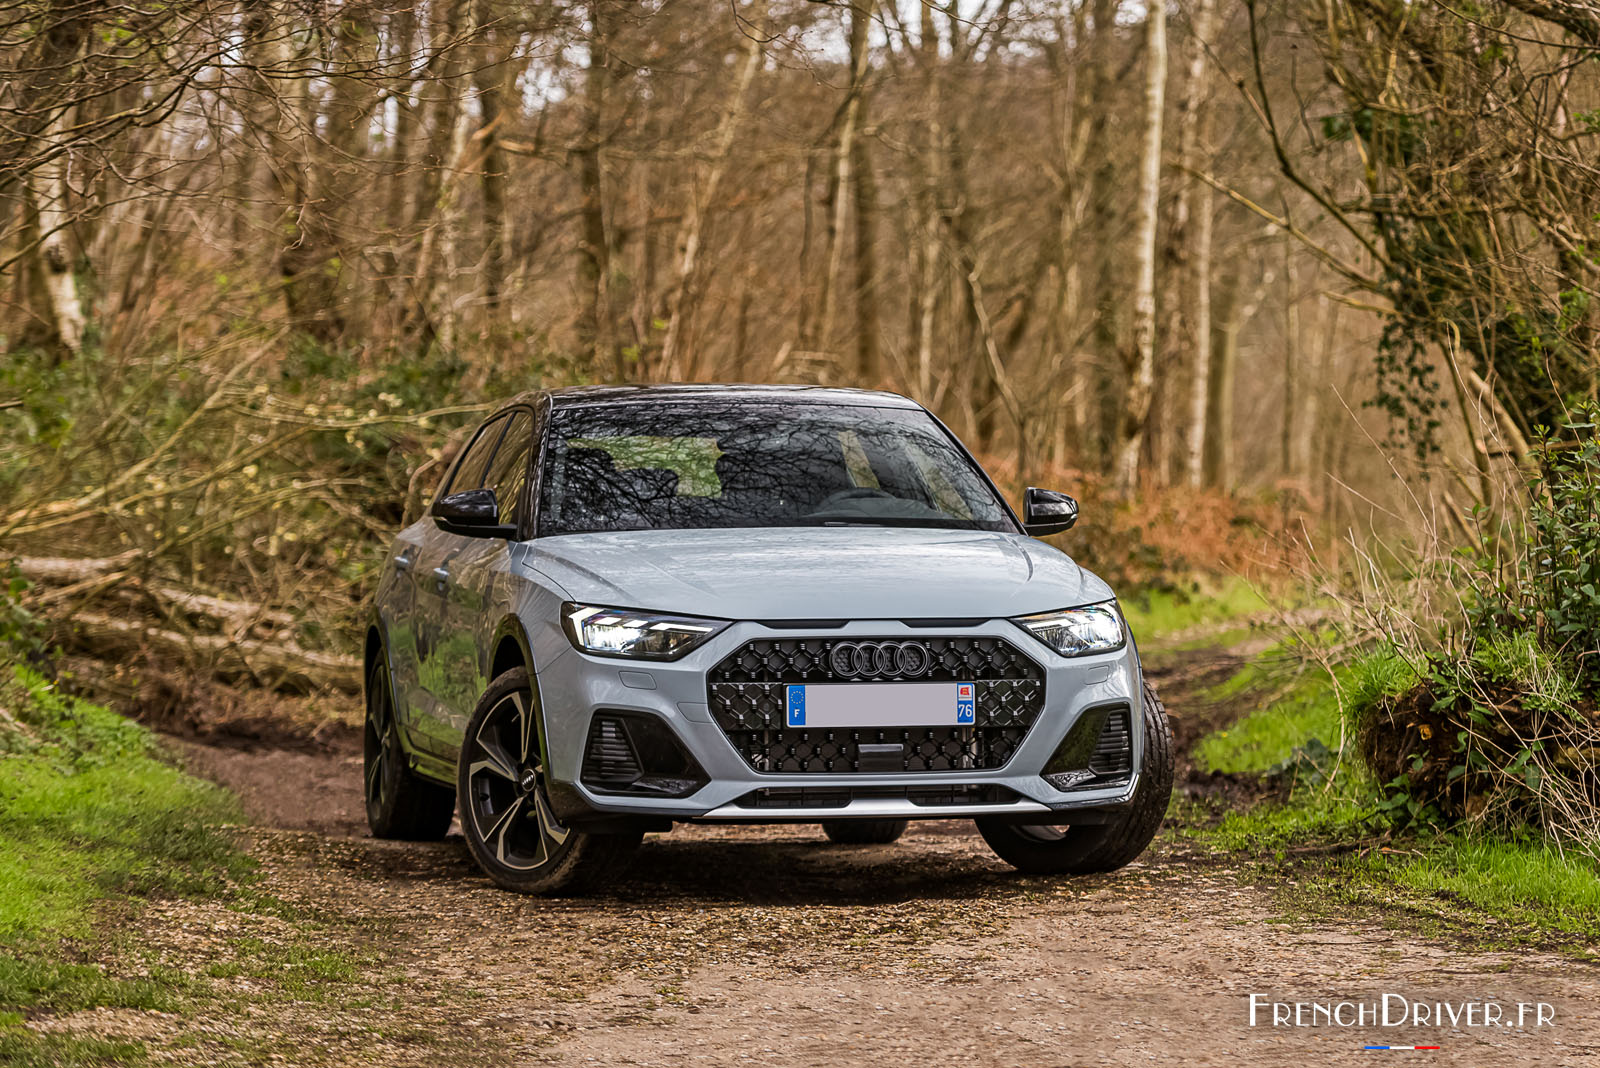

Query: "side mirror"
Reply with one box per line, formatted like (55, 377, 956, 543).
(432, 488, 515, 538)
(1022, 487, 1078, 536)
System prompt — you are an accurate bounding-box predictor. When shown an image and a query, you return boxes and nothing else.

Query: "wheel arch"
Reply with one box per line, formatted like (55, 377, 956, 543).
(363, 617, 386, 700)
(489, 614, 535, 681)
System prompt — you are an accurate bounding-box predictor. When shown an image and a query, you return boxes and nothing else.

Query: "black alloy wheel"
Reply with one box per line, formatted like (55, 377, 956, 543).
(458, 667, 641, 894)
(364, 657, 454, 840)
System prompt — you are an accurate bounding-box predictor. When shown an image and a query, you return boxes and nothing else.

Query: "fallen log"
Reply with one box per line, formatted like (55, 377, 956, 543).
(11, 554, 297, 636)
(8, 551, 139, 584)
(61, 612, 362, 695)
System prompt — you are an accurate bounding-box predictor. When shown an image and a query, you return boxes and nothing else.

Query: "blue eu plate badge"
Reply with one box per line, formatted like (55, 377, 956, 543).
(956, 683, 975, 724)
(787, 685, 805, 727)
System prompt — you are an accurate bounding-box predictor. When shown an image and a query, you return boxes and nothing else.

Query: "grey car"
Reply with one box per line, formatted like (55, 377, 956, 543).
(365, 385, 1174, 894)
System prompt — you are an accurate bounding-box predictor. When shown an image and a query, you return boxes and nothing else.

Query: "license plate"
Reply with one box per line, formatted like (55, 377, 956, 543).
(785, 682, 975, 728)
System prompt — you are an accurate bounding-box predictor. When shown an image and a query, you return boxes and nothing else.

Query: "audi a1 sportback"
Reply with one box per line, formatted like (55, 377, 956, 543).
(365, 385, 1174, 894)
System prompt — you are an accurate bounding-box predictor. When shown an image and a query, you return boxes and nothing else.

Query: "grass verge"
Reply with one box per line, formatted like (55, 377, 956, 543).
(0, 665, 242, 1064)
(1187, 648, 1600, 950)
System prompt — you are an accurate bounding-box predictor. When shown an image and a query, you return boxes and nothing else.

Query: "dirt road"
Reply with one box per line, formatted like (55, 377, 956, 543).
(49, 654, 1600, 1067)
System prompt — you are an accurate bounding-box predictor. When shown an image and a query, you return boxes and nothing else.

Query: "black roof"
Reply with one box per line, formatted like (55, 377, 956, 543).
(532, 384, 923, 410)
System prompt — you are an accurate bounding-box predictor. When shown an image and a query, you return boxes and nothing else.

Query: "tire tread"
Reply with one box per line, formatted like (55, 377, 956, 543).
(975, 679, 1173, 875)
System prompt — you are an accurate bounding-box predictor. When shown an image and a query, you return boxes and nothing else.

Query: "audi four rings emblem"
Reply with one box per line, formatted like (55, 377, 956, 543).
(829, 640, 933, 679)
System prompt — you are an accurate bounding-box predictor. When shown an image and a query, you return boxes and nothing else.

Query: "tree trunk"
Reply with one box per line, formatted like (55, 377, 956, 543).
(474, 0, 514, 315)
(658, 25, 765, 379)
(25, 107, 86, 357)
(12, 4, 92, 358)
(576, 0, 618, 377)
(382, 4, 421, 309)
(1113, 0, 1167, 495)
(398, 0, 470, 351)
(1206, 263, 1269, 490)
(414, 89, 476, 354)
(1279, 231, 1299, 481)
(814, 1, 874, 362)
(851, 146, 882, 385)
(1179, 0, 1218, 489)
(912, 3, 944, 404)
(1080, 0, 1121, 468)
(850, 3, 881, 385)
(244, 1, 344, 343)
(1205, 274, 1240, 490)
(323, 12, 379, 339)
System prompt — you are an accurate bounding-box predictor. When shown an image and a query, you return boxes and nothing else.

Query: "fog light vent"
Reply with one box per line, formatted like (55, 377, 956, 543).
(1042, 703, 1134, 792)
(580, 712, 708, 798)
(583, 716, 642, 785)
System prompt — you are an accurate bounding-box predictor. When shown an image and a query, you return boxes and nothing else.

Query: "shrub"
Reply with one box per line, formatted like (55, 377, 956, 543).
(1354, 412, 1600, 856)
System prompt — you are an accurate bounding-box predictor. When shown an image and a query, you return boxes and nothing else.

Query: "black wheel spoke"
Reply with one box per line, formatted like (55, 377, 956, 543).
(465, 687, 569, 873)
(468, 746, 517, 784)
(366, 746, 385, 801)
(484, 795, 527, 865)
(531, 786, 570, 851)
(471, 715, 519, 783)
(365, 669, 391, 808)
(511, 690, 532, 764)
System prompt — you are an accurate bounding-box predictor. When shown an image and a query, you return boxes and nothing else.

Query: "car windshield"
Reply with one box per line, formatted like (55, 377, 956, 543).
(536, 401, 1014, 535)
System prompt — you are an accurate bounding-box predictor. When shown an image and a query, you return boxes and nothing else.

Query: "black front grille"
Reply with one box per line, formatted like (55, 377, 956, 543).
(734, 784, 1021, 809)
(707, 636, 1045, 774)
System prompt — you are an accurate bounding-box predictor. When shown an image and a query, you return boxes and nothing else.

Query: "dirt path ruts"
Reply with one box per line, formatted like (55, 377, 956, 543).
(52, 648, 1598, 1066)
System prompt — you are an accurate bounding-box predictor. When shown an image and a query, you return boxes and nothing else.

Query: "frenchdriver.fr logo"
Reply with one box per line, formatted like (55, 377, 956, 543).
(1248, 993, 1555, 1052)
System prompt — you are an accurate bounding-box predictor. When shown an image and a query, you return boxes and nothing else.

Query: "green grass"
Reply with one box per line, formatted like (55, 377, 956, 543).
(224, 937, 366, 1000)
(1121, 577, 1270, 643)
(1199, 790, 1376, 852)
(0, 665, 243, 1059)
(1195, 665, 1341, 775)
(1188, 646, 1600, 946)
(1372, 838, 1600, 938)
(1195, 650, 1420, 776)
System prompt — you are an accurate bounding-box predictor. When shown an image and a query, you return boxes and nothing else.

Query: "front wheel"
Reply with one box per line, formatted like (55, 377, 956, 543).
(821, 819, 908, 845)
(457, 667, 640, 895)
(977, 680, 1173, 875)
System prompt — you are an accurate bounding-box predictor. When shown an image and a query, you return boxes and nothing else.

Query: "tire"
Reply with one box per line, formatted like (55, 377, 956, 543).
(821, 819, 908, 845)
(977, 680, 1174, 875)
(457, 667, 641, 895)
(364, 657, 455, 841)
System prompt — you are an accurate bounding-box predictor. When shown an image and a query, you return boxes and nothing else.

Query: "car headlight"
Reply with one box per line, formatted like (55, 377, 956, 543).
(562, 603, 729, 660)
(1013, 601, 1125, 657)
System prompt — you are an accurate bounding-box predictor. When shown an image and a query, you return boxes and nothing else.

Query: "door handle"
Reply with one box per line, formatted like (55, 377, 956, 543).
(393, 553, 413, 573)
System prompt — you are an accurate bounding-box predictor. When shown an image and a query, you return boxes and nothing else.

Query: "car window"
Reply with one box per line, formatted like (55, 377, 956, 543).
(537, 402, 1012, 536)
(445, 414, 509, 497)
(482, 410, 534, 526)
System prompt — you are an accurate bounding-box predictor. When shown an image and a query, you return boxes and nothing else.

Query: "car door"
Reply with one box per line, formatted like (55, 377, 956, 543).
(410, 413, 511, 753)
(378, 515, 433, 732)
(433, 408, 536, 752)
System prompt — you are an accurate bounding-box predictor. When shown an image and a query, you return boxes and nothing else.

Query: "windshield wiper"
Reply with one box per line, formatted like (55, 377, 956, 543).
(810, 516, 967, 529)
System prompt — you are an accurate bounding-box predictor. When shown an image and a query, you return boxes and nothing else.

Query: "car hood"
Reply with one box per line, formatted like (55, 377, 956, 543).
(525, 527, 1113, 620)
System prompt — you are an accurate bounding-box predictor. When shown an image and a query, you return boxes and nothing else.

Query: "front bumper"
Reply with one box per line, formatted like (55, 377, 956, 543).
(534, 618, 1144, 824)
